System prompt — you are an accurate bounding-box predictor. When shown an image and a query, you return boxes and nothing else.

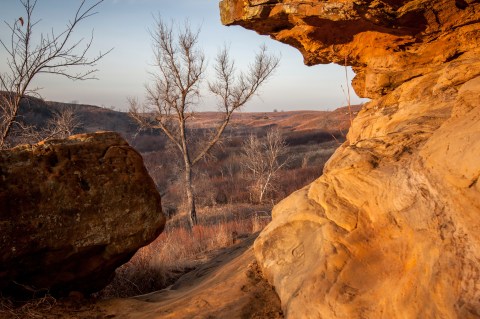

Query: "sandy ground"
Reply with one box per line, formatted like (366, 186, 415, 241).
(2, 236, 283, 319)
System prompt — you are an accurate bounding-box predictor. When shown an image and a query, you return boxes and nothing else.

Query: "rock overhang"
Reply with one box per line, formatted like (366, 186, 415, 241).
(220, 0, 480, 98)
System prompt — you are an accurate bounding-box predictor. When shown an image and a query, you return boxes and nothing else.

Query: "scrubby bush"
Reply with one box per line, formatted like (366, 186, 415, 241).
(96, 206, 270, 298)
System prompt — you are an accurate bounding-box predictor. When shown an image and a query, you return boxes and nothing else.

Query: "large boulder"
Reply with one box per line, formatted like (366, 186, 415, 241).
(221, 0, 480, 318)
(0, 132, 165, 297)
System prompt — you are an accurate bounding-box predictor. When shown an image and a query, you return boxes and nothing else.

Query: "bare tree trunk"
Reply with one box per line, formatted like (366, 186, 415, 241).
(184, 164, 198, 228)
(259, 172, 272, 203)
(0, 95, 22, 149)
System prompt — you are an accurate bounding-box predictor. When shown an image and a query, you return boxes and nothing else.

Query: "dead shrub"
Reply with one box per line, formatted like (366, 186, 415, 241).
(0, 295, 57, 319)
(95, 206, 270, 299)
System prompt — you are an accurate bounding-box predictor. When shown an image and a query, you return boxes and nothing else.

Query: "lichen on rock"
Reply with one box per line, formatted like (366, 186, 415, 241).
(0, 132, 165, 297)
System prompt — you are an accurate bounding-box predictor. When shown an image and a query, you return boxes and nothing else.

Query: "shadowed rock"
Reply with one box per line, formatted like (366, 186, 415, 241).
(221, 0, 480, 318)
(0, 132, 165, 297)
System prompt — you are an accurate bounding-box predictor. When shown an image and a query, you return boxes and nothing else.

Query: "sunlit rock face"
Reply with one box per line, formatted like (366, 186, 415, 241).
(221, 0, 480, 99)
(221, 1, 480, 318)
(0, 132, 165, 297)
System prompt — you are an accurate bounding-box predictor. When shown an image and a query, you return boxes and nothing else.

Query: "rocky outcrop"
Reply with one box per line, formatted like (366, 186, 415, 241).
(0, 132, 165, 297)
(221, 0, 480, 318)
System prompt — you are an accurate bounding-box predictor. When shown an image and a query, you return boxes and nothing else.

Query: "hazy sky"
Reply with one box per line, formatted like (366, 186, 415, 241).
(0, 0, 368, 112)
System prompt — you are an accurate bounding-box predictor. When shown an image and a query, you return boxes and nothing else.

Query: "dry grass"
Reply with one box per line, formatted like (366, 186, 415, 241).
(0, 295, 57, 319)
(96, 205, 270, 299)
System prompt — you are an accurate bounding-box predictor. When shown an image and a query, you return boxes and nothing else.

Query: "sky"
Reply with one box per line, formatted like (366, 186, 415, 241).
(0, 0, 368, 112)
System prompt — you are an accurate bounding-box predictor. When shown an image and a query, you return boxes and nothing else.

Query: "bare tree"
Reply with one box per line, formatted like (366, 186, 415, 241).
(45, 106, 82, 139)
(129, 17, 279, 228)
(0, 0, 111, 149)
(12, 105, 82, 145)
(242, 128, 290, 203)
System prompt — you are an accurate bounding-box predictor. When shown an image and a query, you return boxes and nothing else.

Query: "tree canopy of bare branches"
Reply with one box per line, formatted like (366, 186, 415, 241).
(11, 105, 82, 145)
(242, 128, 291, 203)
(0, 0, 111, 149)
(129, 17, 279, 228)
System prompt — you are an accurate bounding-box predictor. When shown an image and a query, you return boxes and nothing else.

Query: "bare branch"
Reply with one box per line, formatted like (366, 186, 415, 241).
(45, 106, 82, 139)
(242, 128, 290, 203)
(0, 0, 111, 148)
(194, 45, 279, 165)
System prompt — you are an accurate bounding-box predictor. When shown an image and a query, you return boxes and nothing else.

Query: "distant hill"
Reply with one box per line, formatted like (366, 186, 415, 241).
(15, 96, 137, 138)
(12, 94, 363, 151)
(188, 105, 361, 133)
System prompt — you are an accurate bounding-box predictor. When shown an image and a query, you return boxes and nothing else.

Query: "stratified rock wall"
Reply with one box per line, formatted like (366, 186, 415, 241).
(0, 132, 165, 297)
(221, 1, 480, 318)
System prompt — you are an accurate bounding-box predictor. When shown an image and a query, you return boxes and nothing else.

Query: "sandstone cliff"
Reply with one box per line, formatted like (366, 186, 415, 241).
(0, 132, 165, 297)
(221, 1, 480, 318)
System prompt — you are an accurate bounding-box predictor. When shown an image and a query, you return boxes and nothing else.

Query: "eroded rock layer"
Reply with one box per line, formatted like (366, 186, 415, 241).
(0, 132, 165, 297)
(221, 0, 480, 318)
